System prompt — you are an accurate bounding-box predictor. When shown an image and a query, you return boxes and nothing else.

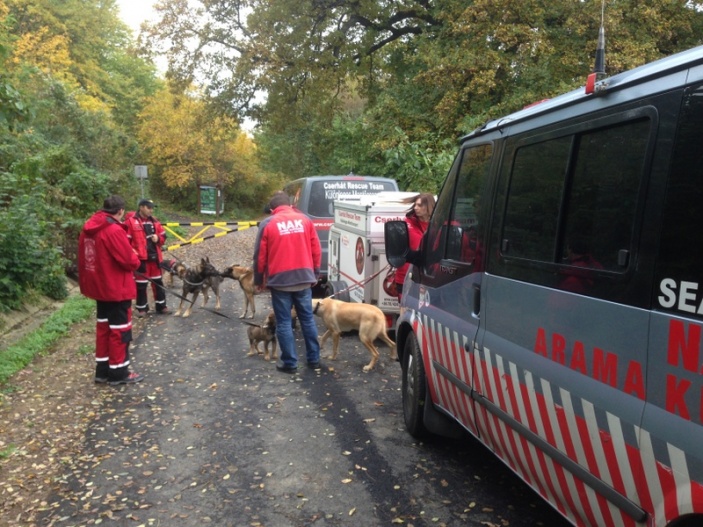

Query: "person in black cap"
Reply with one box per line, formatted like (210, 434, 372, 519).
(124, 199, 169, 316)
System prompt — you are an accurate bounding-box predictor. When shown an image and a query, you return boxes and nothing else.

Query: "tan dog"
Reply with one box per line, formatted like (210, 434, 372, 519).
(246, 312, 277, 361)
(312, 298, 396, 372)
(221, 265, 257, 319)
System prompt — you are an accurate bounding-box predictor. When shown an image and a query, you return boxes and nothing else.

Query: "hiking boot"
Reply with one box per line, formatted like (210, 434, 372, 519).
(307, 361, 323, 370)
(109, 372, 144, 386)
(135, 310, 147, 318)
(157, 307, 171, 315)
(94, 376, 108, 384)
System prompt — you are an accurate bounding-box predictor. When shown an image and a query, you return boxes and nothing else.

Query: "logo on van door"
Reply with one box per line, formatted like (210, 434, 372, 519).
(355, 237, 364, 274)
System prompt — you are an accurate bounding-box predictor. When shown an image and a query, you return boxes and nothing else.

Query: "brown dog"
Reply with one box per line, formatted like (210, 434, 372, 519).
(221, 265, 257, 319)
(246, 312, 277, 361)
(173, 257, 222, 318)
(312, 298, 396, 372)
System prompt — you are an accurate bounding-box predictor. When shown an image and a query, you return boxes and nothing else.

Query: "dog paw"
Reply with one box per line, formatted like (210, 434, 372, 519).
(362, 365, 374, 372)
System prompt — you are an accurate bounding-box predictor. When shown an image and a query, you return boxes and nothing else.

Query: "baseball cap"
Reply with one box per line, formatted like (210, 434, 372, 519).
(138, 199, 155, 208)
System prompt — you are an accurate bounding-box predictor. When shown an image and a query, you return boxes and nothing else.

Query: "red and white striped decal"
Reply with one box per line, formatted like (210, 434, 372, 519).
(414, 312, 703, 527)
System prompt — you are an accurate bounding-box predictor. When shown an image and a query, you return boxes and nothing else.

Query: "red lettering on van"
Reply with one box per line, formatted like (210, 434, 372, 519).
(534, 328, 548, 357)
(667, 319, 701, 373)
(666, 374, 691, 420)
(534, 329, 645, 398)
(552, 333, 566, 365)
(570, 341, 587, 375)
(624, 361, 645, 400)
(593, 348, 618, 387)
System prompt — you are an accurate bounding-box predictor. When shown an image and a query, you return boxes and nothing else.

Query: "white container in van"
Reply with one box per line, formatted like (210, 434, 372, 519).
(282, 175, 398, 287)
(385, 45, 703, 527)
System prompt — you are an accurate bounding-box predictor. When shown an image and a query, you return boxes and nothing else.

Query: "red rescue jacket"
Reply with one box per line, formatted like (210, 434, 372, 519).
(124, 211, 166, 262)
(253, 205, 321, 288)
(78, 211, 140, 301)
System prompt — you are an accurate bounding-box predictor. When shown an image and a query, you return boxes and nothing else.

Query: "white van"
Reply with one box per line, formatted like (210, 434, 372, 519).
(385, 45, 703, 527)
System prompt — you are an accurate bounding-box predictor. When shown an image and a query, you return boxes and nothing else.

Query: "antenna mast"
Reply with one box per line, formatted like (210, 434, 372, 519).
(594, 0, 606, 75)
(586, 0, 607, 94)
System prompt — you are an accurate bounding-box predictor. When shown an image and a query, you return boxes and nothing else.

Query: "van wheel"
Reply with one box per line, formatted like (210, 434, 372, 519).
(403, 332, 428, 438)
(325, 281, 350, 302)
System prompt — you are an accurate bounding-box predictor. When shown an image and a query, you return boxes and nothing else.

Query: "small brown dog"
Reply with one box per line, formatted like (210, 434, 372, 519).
(312, 297, 396, 372)
(221, 265, 257, 318)
(246, 312, 277, 361)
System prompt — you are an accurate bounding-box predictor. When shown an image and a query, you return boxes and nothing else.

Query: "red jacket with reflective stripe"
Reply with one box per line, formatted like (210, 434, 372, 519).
(253, 205, 321, 288)
(78, 211, 140, 301)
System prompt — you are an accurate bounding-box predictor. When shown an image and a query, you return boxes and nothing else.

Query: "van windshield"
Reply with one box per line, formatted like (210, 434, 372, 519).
(308, 180, 398, 217)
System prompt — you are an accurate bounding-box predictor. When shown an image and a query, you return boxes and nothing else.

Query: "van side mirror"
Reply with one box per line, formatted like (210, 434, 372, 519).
(384, 220, 410, 268)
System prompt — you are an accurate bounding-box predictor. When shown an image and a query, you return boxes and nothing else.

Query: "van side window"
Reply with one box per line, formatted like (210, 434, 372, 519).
(426, 144, 493, 270)
(497, 115, 653, 295)
(654, 84, 703, 317)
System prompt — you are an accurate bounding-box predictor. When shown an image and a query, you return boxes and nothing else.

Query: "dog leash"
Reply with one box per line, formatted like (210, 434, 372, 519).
(324, 263, 391, 299)
(134, 271, 233, 319)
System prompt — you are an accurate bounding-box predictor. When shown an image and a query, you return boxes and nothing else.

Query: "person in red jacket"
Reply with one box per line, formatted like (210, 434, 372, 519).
(253, 191, 322, 373)
(393, 193, 436, 300)
(78, 195, 144, 385)
(124, 199, 169, 317)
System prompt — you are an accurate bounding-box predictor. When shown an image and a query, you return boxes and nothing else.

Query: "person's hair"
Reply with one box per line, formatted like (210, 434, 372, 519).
(102, 195, 126, 214)
(405, 193, 436, 218)
(267, 191, 290, 211)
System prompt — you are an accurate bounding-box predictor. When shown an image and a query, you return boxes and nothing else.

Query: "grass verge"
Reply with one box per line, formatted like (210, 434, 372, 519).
(0, 295, 94, 386)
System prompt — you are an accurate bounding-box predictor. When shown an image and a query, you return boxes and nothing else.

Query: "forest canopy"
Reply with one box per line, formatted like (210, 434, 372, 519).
(1, 0, 703, 310)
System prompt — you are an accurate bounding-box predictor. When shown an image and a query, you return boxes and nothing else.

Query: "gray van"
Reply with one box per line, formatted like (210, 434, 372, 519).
(282, 175, 398, 286)
(385, 46, 703, 527)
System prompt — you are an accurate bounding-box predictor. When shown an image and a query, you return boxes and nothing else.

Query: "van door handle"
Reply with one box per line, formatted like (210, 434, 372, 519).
(472, 284, 480, 318)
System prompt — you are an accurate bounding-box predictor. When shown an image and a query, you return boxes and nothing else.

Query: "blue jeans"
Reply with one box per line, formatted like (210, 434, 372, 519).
(270, 287, 320, 367)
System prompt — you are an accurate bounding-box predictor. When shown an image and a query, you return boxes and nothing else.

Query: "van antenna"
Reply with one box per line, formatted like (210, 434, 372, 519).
(594, 0, 606, 75)
(586, 0, 607, 94)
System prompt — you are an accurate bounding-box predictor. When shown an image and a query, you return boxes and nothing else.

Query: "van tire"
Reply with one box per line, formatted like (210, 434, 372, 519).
(325, 281, 350, 302)
(402, 332, 428, 438)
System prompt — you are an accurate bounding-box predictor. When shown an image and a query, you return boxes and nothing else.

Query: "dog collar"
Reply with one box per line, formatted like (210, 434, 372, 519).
(184, 278, 204, 286)
(313, 301, 320, 314)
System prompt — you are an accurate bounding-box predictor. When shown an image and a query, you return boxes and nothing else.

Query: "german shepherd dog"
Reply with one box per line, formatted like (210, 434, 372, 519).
(174, 257, 222, 318)
(220, 265, 257, 319)
(246, 311, 277, 361)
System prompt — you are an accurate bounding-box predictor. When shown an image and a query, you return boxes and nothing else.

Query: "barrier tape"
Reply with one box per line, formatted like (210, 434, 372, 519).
(163, 220, 259, 252)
